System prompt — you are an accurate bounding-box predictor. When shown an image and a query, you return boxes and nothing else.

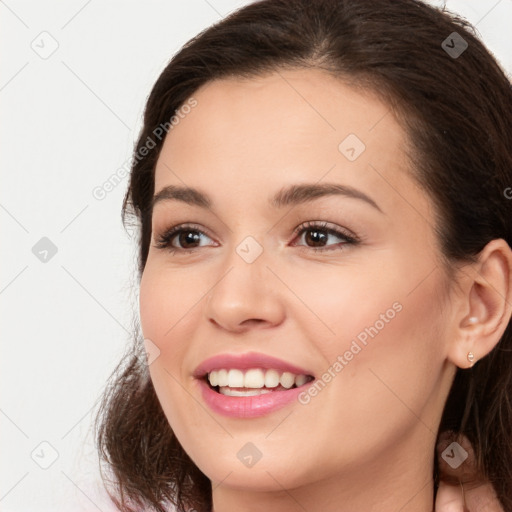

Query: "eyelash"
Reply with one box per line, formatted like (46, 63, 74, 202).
(153, 221, 360, 255)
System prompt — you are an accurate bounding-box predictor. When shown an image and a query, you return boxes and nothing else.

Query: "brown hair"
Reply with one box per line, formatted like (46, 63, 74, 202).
(94, 0, 512, 510)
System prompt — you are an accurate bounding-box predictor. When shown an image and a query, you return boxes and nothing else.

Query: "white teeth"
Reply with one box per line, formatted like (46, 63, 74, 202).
(207, 368, 311, 389)
(264, 369, 280, 388)
(295, 374, 308, 387)
(280, 372, 295, 389)
(209, 370, 218, 387)
(217, 369, 229, 387)
(227, 369, 244, 387)
(219, 388, 273, 396)
(244, 368, 265, 388)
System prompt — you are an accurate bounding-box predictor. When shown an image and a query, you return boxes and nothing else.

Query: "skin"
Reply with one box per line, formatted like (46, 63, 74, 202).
(138, 68, 512, 512)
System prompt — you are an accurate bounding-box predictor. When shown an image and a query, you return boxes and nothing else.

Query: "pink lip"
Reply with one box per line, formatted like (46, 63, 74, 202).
(193, 351, 315, 418)
(196, 378, 312, 418)
(193, 351, 314, 378)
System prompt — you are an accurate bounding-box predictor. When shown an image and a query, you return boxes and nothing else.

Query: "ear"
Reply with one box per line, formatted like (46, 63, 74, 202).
(447, 238, 512, 369)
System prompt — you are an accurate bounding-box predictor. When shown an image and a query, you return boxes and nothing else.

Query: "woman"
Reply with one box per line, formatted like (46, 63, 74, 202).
(95, 0, 512, 510)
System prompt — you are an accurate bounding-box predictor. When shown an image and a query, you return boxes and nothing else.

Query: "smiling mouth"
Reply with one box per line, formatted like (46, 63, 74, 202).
(203, 368, 315, 396)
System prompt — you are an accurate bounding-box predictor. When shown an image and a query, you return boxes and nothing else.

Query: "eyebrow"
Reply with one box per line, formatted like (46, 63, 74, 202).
(152, 182, 383, 213)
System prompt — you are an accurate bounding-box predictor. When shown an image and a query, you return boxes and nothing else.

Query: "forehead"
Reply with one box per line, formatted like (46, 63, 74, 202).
(153, 68, 427, 221)
(158, 68, 399, 163)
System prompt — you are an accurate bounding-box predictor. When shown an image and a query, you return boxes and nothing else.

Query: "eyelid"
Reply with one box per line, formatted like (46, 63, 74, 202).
(291, 220, 359, 243)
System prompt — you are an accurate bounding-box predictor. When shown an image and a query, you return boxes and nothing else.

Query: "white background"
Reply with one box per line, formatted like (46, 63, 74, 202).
(1, 1, 511, 510)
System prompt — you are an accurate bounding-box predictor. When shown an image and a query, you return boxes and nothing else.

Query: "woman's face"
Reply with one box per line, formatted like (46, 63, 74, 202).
(139, 68, 457, 497)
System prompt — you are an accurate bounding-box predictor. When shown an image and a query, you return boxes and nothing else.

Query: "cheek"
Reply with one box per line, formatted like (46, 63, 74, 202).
(139, 265, 164, 341)
(138, 266, 192, 405)
(139, 261, 203, 343)
(296, 267, 447, 463)
(292, 248, 446, 375)
(138, 262, 209, 423)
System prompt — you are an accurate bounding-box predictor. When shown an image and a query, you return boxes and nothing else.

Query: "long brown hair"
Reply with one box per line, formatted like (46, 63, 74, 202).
(94, 1, 512, 510)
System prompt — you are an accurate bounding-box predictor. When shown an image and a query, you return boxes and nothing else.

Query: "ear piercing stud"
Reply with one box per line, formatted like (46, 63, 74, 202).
(467, 318, 477, 367)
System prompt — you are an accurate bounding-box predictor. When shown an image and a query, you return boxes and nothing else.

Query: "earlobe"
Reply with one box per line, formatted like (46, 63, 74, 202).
(447, 238, 512, 369)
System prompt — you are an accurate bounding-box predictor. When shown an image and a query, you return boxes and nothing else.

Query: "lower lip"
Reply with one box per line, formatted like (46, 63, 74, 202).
(196, 378, 308, 418)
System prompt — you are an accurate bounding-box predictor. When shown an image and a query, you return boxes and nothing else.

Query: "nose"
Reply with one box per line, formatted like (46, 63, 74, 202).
(204, 243, 286, 333)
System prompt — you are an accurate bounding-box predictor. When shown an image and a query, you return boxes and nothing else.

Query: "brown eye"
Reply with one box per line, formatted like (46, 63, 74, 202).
(302, 228, 329, 247)
(174, 230, 202, 249)
(293, 221, 359, 252)
(154, 224, 214, 254)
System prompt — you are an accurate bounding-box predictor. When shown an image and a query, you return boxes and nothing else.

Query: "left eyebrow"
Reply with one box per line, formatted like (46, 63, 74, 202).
(270, 182, 383, 213)
(152, 182, 383, 213)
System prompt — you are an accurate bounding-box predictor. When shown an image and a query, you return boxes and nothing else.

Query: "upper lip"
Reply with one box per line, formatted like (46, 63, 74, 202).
(193, 351, 315, 378)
